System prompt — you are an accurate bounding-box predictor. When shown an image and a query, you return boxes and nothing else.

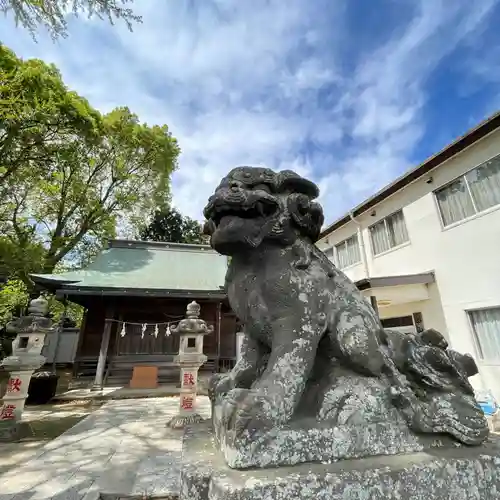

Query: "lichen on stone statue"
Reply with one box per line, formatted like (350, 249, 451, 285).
(202, 166, 489, 470)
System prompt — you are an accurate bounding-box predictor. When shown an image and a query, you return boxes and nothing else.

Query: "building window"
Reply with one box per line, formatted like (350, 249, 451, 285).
(369, 210, 409, 255)
(335, 235, 361, 269)
(381, 316, 414, 329)
(323, 246, 334, 259)
(380, 313, 424, 332)
(468, 307, 500, 360)
(435, 154, 500, 227)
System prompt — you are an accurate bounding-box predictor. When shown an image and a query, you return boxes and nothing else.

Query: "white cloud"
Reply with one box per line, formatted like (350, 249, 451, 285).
(316, 0, 499, 219)
(1, 0, 498, 226)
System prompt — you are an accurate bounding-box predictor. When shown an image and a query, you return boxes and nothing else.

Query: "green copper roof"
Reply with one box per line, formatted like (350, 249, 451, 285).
(31, 240, 228, 294)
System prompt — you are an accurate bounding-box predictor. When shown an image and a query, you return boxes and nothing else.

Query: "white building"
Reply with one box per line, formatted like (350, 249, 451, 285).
(317, 111, 500, 399)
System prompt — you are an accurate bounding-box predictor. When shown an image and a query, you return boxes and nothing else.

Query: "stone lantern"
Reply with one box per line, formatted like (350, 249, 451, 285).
(0, 296, 55, 441)
(167, 301, 213, 429)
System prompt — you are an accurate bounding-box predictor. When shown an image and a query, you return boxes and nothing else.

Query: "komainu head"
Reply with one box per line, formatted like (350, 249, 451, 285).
(203, 166, 324, 255)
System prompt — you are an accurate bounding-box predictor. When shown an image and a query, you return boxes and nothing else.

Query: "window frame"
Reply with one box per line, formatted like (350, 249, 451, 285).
(368, 209, 410, 256)
(322, 245, 334, 259)
(380, 315, 415, 329)
(434, 152, 500, 229)
(466, 306, 500, 362)
(334, 234, 361, 270)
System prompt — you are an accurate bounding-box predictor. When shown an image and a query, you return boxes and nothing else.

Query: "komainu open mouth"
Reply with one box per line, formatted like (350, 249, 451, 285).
(211, 199, 277, 227)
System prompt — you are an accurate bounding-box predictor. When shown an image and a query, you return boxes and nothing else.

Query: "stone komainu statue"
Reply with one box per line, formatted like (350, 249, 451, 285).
(203, 166, 488, 470)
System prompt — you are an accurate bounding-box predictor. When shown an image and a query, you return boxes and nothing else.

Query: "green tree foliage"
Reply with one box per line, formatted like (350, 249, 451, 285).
(0, 279, 28, 358)
(0, 44, 180, 282)
(33, 106, 180, 272)
(0, 0, 141, 39)
(46, 295, 84, 327)
(0, 279, 28, 326)
(139, 206, 207, 245)
(0, 280, 83, 360)
(0, 280, 83, 331)
(0, 43, 100, 221)
(0, 237, 46, 285)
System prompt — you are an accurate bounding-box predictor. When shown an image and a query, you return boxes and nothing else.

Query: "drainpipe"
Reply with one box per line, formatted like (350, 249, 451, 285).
(349, 211, 369, 279)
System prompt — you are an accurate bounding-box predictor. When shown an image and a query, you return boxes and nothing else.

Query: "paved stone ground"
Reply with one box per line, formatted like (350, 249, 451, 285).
(0, 441, 46, 477)
(0, 396, 211, 500)
(0, 402, 101, 476)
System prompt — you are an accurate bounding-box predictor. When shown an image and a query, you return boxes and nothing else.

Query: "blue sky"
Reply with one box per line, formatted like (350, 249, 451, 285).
(1, 0, 500, 225)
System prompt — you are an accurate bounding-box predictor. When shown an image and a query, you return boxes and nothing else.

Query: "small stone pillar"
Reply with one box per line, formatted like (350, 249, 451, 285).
(167, 301, 213, 429)
(0, 296, 55, 441)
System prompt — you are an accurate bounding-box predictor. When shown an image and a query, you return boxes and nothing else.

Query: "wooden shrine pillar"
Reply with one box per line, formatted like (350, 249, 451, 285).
(216, 301, 222, 368)
(92, 305, 114, 391)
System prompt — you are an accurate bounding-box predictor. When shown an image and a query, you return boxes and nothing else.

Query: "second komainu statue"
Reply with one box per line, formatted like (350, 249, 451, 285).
(202, 166, 488, 469)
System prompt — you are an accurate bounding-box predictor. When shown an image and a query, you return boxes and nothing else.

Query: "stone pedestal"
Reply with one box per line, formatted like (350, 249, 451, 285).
(0, 297, 55, 441)
(167, 301, 213, 429)
(180, 421, 500, 500)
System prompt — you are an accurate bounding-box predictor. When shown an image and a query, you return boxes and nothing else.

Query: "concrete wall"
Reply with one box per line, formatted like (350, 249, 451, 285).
(42, 328, 81, 364)
(318, 127, 500, 398)
(374, 283, 449, 340)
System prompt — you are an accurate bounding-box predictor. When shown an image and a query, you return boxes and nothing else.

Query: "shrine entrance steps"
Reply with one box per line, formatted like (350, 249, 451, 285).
(105, 354, 179, 387)
(53, 373, 212, 402)
(72, 355, 223, 389)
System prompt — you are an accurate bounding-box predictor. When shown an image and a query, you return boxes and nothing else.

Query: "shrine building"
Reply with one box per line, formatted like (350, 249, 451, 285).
(30, 239, 238, 389)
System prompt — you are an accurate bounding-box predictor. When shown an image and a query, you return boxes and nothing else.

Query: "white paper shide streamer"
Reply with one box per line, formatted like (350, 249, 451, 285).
(109, 317, 210, 339)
